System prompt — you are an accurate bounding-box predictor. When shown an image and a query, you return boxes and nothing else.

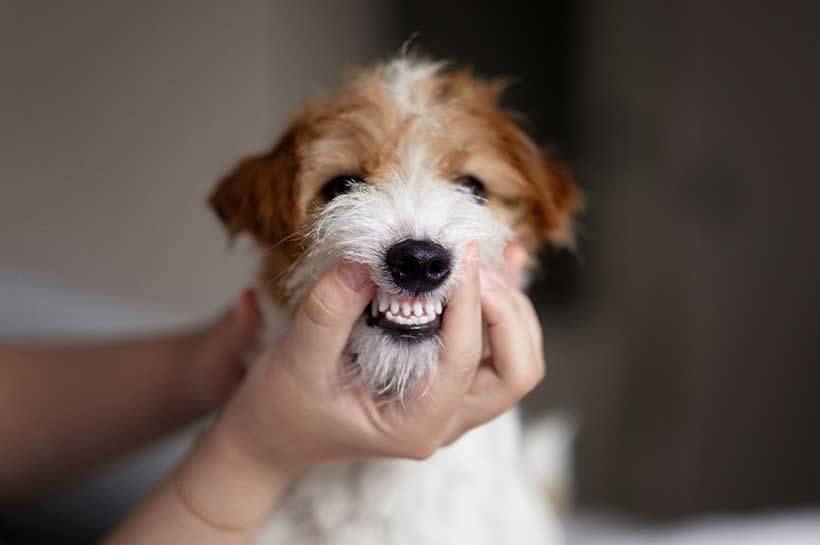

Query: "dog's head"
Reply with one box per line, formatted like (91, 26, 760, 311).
(209, 58, 580, 399)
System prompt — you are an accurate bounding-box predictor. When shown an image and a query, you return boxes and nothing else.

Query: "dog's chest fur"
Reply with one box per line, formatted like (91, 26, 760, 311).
(253, 410, 561, 545)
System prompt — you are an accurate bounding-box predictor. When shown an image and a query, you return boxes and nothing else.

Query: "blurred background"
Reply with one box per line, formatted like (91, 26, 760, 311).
(2, 1, 819, 543)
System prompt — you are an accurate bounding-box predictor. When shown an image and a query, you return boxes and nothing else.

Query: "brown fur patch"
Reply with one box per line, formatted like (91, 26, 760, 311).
(208, 59, 581, 299)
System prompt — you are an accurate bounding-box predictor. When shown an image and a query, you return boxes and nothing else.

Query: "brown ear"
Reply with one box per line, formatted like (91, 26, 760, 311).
(208, 126, 300, 245)
(529, 149, 582, 249)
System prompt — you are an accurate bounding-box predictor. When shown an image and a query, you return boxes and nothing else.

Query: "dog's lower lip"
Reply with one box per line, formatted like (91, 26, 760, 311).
(365, 311, 442, 341)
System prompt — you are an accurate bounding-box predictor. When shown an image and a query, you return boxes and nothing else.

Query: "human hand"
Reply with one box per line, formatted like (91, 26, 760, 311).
(183, 290, 262, 413)
(448, 243, 545, 436)
(209, 242, 545, 477)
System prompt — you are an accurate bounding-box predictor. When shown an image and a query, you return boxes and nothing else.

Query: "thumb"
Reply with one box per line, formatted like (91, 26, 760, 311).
(286, 261, 375, 364)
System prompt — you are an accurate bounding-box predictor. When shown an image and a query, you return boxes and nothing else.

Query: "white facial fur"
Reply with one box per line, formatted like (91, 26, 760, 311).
(282, 173, 509, 401)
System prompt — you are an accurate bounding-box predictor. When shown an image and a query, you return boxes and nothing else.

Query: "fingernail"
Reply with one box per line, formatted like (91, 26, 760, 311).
(338, 262, 370, 290)
(465, 242, 480, 262)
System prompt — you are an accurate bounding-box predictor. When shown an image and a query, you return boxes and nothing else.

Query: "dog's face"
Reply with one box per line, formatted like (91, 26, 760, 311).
(209, 58, 579, 399)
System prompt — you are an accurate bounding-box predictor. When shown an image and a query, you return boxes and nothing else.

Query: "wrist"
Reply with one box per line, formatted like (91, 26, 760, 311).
(173, 416, 296, 533)
(209, 395, 306, 482)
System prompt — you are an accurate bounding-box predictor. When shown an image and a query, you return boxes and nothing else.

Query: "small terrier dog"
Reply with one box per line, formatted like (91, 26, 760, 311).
(209, 56, 580, 544)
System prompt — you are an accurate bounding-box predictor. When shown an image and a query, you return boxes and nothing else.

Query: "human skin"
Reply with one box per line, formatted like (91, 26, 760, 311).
(0, 242, 543, 544)
(0, 291, 260, 503)
(104, 243, 546, 545)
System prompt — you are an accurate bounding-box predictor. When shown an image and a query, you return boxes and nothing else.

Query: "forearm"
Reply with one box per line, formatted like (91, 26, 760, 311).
(103, 417, 292, 545)
(0, 331, 212, 502)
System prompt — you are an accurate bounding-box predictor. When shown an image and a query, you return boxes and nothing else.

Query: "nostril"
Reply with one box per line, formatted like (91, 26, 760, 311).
(427, 259, 447, 278)
(398, 257, 417, 276)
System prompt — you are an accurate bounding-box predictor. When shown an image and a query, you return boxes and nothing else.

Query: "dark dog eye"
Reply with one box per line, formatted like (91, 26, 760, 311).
(320, 175, 363, 202)
(454, 175, 488, 203)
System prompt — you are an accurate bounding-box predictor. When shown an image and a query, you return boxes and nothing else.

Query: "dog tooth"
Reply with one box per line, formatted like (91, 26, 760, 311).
(390, 298, 399, 314)
(401, 302, 411, 316)
(371, 299, 378, 317)
(386, 311, 395, 321)
(425, 301, 435, 316)
(434, 301, 443, 314)
(413, 302, 423, 316)
(378, 293, 389, 313)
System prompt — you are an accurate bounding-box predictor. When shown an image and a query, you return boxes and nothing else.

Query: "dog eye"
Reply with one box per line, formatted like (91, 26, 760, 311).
(454, 175, 488, 203)
(320, 175, 363, 202)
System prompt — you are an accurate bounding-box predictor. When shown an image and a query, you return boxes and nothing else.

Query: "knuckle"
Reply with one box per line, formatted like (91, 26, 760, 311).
(408, 441, 438, 461)
(440, 340, 482, 369)
(518, 293, 537, 313)
(508, 375, 528, 397)
(510, 367, 541, 396)
(460, 345, 484, 366)
(526, 365, 544, 389)
(465, 352, 483, 369)
(524, 364, 541, 384)
(533, 363, 546, 384)
(302, 289, 340, 329)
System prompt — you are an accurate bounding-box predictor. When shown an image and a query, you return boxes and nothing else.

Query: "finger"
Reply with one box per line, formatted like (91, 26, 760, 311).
(504, 244, 529, 287)
(205, 289, 261, 364)
(426, 243, 483, 405)
(453, 285, 543, 431)
(480, 269, 543, 372)
(444, 274, 546, 439)
(441, 362, 512, 442)
(287, 261, 375, 365)
(231, 288, 263, 349)
(509, 289, 544, 362)
(482, 284, 544, 389)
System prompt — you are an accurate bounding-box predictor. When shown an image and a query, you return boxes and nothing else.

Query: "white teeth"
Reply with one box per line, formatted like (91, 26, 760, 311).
(372, 290, 446, 326)
(391, 313, 409, 325)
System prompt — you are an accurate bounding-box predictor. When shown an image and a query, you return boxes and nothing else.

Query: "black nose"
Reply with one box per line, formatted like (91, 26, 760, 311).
(385, 239, 452, 294)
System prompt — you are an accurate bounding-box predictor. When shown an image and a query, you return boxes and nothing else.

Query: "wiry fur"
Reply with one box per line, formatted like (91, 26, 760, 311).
(285, 178, 508, 399)
(208, 55, 581, 545)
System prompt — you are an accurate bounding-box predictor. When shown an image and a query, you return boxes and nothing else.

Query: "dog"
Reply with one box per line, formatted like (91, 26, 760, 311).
(209, 56, 580, 544)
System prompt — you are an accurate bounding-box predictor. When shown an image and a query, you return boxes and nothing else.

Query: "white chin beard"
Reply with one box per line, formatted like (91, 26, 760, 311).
(345, 318, 441, 403)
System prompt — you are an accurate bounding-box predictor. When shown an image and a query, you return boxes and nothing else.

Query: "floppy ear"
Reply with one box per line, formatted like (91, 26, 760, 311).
(208, 126, 300, 246)
(531, 149, 582, 249)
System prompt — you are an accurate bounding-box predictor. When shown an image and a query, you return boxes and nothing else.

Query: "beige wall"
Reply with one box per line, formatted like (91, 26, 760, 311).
(0, 1, 389, 318)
